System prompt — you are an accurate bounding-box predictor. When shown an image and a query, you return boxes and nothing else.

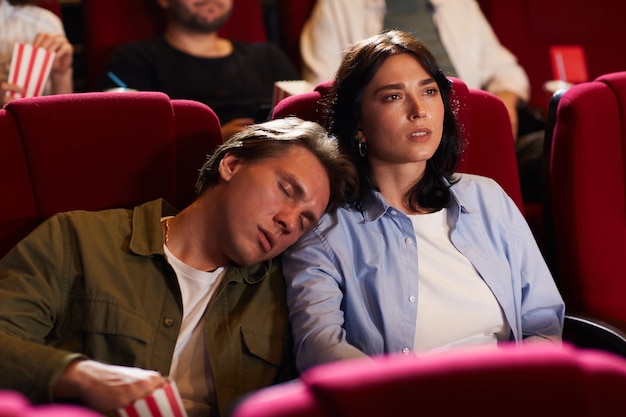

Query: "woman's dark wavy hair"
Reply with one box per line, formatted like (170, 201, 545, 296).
(327, 29, 462, 212)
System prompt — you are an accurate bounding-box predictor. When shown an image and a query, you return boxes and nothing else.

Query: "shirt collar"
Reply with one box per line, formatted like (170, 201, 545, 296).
(359, 175, 478, 221)
(127, 198, 272, 284)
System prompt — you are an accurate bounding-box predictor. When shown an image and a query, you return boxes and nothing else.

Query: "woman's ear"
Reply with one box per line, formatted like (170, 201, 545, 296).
(356, 129, 366, 143)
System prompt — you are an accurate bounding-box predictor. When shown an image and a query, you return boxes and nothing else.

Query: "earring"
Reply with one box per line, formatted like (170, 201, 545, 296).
(358, 141, 367, 158)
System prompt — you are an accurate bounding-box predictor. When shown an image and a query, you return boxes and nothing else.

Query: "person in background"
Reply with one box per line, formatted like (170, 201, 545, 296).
(0, 118, 358, 416)
(282, 30, 564, 373)
(0, 0, 73, 106)
(300, 0, 537, 140)
(101, 0, 299, 140)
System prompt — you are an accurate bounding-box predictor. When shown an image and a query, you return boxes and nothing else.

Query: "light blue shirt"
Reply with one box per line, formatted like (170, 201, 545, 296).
(282, 174, 565, 372)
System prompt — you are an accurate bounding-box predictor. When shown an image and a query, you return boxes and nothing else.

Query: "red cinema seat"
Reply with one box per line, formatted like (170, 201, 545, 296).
(232, 344, 626, 417)
(0, 91, 222, 258)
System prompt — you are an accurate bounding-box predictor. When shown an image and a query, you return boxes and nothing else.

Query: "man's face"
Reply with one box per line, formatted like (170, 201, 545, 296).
(165, 0, 233, 33)
(215, 146, 331, 267)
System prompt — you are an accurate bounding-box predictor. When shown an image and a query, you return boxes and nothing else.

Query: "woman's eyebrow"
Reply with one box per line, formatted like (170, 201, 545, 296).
(371, 78, 436, 96)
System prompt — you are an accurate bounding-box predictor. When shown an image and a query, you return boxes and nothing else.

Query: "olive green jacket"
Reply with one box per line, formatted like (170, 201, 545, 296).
(0, 199, 297, 415)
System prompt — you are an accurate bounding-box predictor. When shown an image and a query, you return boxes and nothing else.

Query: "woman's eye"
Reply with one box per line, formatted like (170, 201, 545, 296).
(425, 88, 439, 96)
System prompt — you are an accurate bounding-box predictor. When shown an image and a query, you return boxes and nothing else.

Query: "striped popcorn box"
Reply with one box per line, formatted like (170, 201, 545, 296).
(6, 42, 55, 100)
(117, 381, 188, 417)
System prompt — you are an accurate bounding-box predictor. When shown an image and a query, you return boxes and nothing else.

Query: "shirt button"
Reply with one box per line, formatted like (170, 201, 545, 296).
(409, 295, 416, 303)
(162, 317, 174, 327)
(402, 348, 410, 355)
(405, 237, 413, 245)
(390, 210, 398, 215)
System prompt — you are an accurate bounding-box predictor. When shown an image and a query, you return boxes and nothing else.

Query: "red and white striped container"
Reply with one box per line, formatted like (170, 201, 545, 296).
(6, 42, 55, 99)
(117, 381, 188, 417)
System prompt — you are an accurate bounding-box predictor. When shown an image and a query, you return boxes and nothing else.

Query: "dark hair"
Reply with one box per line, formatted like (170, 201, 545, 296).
(8, 1, 40, 5)
(196, 117, 358, 213)
(327, 29, 461, 212)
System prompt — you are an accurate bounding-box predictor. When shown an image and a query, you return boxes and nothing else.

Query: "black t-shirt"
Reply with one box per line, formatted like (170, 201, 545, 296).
(101, 37, 299, 124)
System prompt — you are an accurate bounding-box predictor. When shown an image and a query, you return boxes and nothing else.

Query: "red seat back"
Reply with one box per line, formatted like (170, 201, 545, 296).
(0, 91, 222, 258)
(479, 0, 626, 112)
(276, 0, 317, 73)
(547, 71, 626, 323)
(232, 344, 626, 417)
(0, 109, 38, 258)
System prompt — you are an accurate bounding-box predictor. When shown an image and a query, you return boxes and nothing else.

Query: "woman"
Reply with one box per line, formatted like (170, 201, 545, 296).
(281, 30, 564, 372)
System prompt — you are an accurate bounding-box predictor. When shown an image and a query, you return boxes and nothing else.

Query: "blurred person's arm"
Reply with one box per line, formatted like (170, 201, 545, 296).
(494, 90, 519, 139)
(1, 82, 23, 106)
(221, 118, 254, 140)
(433, 0, 528, 138)
(300, 0, 385, 85)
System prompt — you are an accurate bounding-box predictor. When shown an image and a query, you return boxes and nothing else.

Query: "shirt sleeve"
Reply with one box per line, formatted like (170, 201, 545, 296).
(281, 225, 368, 373)
(0, 215, 86, 404)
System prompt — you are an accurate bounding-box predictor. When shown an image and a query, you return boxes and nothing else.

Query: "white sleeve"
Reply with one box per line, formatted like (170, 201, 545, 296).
(300, 0, 385, 85)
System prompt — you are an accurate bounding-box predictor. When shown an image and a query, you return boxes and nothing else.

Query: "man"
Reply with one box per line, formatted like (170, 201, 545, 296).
(100, 0, 298, 139)
(0, 0, 73, 105)
(0, 118, 358, 417)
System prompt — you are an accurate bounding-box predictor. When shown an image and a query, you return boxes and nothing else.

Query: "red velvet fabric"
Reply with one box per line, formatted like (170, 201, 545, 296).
(0, 91, 222, 258)
(232, 344, 626, 417)
(478, 0, 626, 112)
(0, 109, 38, 258)
(82, 0, 267, 91)
(548, 71, 626, 324)
(276, 0, 317, 72)
(272, 78, 524, 212)
(0, 391, 99, 416)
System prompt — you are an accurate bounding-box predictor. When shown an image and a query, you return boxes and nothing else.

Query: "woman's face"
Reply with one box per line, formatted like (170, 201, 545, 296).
(359, 53, 444, 172)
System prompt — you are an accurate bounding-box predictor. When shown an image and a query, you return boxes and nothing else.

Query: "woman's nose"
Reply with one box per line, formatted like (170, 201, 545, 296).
(409, 97, 427, 119)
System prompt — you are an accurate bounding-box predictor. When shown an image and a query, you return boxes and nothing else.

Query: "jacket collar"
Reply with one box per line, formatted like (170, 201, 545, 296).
(127, 198, 272, 284)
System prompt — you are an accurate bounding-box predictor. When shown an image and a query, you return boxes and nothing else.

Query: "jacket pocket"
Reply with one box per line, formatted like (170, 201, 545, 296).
(70, 298, 152, 366)
(240, 327, 288, 367)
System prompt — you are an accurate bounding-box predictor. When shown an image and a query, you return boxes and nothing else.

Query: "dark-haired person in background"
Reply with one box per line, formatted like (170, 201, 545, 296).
(101, 0, 298, 139)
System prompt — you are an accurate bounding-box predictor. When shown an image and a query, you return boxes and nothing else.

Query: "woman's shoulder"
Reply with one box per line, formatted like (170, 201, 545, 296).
(453, 172, 503, 189)
(451, 173, 511, 202)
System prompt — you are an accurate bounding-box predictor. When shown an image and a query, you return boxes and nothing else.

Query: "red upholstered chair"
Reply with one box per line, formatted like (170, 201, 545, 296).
(478, 0, 626, 113)
(82, 0, 267, 91)
(544, 71, 626, 350)
(0, 109, 38, 258)
(0, 91, 222, 258)
(0, 391, 99, 416)
(231, 344, 626, 417)
(273, 77, 524, 212)
(276, 0, 317, 73)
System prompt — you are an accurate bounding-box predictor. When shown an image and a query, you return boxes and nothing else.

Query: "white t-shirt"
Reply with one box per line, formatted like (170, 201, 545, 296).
(164, 242, 225, 417)
(409, 208, 509, 353)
